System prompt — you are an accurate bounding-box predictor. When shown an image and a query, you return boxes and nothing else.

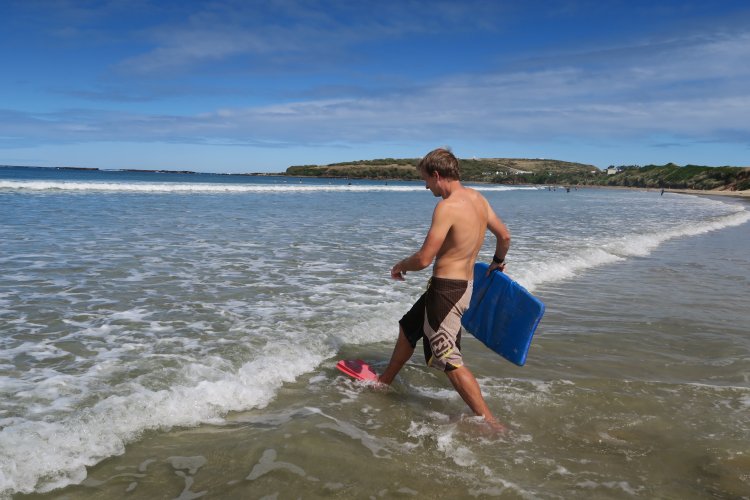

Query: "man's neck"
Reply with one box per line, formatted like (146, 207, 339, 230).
(439, 178, 462, 199)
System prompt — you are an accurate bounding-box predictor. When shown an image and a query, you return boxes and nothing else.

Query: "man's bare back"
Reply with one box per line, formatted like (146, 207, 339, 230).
(432, 186, 490, 280)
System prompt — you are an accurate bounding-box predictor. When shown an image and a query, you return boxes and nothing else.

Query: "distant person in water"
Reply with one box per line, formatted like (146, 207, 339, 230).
(380, 148, 511, 430)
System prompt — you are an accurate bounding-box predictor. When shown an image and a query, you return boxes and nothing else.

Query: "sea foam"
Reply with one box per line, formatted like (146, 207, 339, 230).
(0, 347, 327, 495)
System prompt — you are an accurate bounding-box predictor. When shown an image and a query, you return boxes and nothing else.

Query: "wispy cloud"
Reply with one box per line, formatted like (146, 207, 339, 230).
(111, 0, 511, 76)
(6, 26, 748, 149)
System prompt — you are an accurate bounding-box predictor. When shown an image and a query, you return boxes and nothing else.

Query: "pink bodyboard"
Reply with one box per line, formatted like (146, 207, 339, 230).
(336, 359, 379, 381)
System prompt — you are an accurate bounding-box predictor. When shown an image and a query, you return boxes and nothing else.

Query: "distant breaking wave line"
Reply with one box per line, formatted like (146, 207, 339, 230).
(518, 205, 750, 292)
(0, 180, 541, 194)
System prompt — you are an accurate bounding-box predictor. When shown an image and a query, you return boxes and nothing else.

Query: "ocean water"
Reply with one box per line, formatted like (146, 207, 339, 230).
(1, 167, 748, 499)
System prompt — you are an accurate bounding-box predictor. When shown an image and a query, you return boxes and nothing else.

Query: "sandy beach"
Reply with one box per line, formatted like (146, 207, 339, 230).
(572, 184, 750, 199)
(537, 186, 749, 201)
(668, 188, 750, 199)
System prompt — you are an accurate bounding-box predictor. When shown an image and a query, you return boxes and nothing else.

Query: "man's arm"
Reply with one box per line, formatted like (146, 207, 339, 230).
(487, 204, 511, 273)
(391, 202, 452, 280)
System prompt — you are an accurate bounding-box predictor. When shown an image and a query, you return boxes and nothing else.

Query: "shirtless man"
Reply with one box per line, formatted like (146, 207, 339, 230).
(379, 148, 511, 429)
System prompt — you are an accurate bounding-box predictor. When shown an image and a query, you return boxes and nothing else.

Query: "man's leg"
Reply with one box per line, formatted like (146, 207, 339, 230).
(445, 365, 505, 430)
(378, 327, 414, 385)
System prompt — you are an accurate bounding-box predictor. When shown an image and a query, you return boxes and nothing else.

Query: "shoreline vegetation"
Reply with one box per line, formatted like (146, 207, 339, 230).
(285, 158, 750, 196)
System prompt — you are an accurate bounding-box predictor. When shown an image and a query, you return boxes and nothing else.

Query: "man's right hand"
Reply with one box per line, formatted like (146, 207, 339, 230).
(390, 262, 406, 280)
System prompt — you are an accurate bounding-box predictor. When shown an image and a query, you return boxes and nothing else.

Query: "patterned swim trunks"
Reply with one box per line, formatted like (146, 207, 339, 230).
(399, 277, 473, 372)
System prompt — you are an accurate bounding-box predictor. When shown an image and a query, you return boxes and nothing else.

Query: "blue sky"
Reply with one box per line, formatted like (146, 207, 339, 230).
(1, 0, 749, 173)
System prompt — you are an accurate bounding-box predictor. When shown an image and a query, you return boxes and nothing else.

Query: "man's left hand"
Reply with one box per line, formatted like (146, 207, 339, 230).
(487, 261, 506, 275)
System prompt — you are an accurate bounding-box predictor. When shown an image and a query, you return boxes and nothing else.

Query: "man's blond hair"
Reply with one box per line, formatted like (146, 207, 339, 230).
(418, 148, 461, 180)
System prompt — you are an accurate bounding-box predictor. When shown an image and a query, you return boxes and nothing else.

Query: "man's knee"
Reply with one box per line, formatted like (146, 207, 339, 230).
(444, 363, 465, 380)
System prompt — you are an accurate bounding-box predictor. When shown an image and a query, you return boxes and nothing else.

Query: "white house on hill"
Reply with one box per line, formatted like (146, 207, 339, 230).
(606, 166, 622, 175)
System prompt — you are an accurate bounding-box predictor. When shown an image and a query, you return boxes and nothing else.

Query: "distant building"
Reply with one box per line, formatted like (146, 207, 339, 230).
(606, 166, 622, 175)
(508, 168, 532, 175)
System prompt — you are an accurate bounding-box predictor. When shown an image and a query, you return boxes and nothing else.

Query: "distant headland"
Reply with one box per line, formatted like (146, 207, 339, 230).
(286, 158, 750, 193)
(3, 159, 748, 193)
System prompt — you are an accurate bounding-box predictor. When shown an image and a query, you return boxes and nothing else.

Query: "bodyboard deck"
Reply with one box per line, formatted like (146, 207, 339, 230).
(336, 359, 379, 381)
(461, 262, 545, 366)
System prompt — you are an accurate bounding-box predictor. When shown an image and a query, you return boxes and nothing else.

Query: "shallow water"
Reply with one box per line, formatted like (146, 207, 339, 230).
(1, 168, 749, 498)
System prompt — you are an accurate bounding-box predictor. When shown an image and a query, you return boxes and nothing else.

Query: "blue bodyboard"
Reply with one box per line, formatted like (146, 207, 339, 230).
(461, 262, 545, 366)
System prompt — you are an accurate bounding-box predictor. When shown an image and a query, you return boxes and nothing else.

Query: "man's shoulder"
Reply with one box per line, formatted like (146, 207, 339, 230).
(435, 190, 482, 219)
(448, 186, 488, 206)
(464, 185, 486, 198)
(466, 187, 490, 207)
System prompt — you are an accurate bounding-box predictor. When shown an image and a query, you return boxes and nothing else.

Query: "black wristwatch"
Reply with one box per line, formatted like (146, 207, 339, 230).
(492, 255, 504, 265)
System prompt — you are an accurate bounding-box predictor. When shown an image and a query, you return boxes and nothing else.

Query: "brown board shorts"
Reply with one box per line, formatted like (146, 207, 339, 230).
(399, 277, 473, 372)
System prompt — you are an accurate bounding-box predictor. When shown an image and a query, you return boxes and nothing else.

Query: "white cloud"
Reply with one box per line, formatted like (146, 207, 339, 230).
(3, 12, 750, 151)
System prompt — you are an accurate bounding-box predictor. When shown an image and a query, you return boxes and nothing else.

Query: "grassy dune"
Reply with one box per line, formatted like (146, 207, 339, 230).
(286, 158, 749, 192)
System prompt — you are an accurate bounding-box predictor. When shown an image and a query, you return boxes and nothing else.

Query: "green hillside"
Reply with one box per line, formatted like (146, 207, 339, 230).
(286, 157, 599, 183)
(285, 158, 750, 191)
(286, 159, 421, 180)
(597, 164, 750, 191)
